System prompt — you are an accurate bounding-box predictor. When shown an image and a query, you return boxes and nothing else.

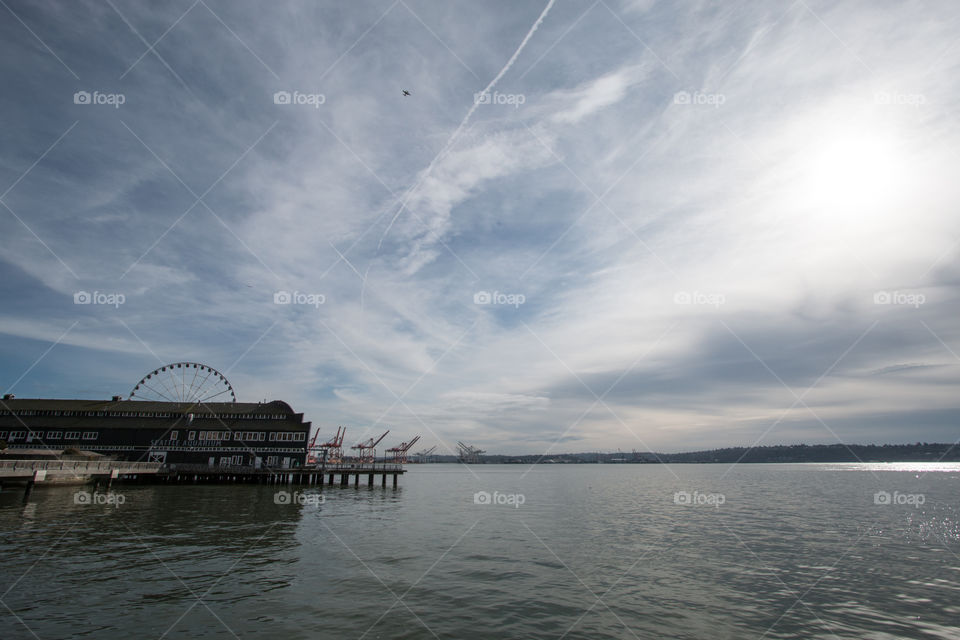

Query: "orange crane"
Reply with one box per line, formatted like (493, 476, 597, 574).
(350, 430, 389, 463)
(386, 435, 421, 464)
(308, 426, 346, 465)
(307, 429, 321, 465)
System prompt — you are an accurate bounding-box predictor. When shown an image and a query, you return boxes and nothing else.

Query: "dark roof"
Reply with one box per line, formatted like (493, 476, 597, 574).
(0, 398, 295, 416)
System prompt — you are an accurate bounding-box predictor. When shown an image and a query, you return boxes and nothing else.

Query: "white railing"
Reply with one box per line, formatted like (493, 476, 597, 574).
(0, 460, 162, 473)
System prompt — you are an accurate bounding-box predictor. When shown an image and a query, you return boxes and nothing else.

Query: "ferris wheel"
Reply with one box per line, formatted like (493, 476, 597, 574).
(128, 362, 237, 404)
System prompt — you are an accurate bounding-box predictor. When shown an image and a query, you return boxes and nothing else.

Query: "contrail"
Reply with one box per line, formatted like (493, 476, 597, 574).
(378, 0, 556, 250)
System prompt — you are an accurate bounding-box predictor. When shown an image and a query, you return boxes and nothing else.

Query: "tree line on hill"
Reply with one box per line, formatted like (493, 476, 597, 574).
(422, 443, 959, 464)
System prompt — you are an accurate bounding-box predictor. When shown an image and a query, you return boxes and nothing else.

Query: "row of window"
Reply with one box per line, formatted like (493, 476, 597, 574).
(0, 429, 305, 443)
(0, 410, 289, 420)
(213, 456, 292, 466)
(178, 431, 306, 442)
(2, 431, 98, 442)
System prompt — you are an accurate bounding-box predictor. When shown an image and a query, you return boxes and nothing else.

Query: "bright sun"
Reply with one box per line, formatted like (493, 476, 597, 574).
(754, 106, 926, 268)
(799, 128, 904, 217)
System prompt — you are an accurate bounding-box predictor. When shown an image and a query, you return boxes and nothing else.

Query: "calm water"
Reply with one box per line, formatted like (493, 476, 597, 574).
(2, 463, 959, 639)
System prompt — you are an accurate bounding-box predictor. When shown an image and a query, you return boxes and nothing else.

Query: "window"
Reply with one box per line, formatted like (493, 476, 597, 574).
(47, 431, 62, 440)
(170, 431, 178, 441)
(9, 431, 25, 441)
(269, 432, 276, 441)
(0, 431, 7, 440)
(64, 431, 81, 440)
(26, 432, 44, 442)
(273, 432, 306, 442)
(188, 431, 196, 440)
(82, 432, 98, 440)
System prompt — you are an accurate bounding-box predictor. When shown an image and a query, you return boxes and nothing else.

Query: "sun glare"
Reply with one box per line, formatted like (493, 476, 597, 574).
(796, 125, 908, 224)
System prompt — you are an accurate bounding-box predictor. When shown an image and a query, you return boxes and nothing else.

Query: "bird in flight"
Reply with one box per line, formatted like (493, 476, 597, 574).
(402, 89, 411, 96)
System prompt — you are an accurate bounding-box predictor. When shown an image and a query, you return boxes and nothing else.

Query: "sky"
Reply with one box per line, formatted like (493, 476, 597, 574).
(0, 0, 958, 455)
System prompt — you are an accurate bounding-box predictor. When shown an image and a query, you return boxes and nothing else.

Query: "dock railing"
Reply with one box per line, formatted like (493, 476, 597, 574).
(0, 460, 162, 474)
(163, 461, 405, 474)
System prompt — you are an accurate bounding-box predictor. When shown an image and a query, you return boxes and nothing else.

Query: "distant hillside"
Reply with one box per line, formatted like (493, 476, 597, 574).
(421, 443, 960, 464)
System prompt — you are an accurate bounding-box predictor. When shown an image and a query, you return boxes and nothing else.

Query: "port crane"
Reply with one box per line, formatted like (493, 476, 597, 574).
(351, 430, 389, 463)
(386, 435, 421, 464)
(308, 426, 346, 465)
(457, 441, 485, 464)
(412, 445, 437, 463)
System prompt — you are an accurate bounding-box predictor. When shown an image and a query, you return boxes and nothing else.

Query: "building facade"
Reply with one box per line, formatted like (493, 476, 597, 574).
(0, 396, 310, 469)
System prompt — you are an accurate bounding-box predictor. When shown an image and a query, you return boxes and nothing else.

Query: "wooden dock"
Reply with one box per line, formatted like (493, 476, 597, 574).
(154, 462, 407, 488)
(0, 460, 407, 499)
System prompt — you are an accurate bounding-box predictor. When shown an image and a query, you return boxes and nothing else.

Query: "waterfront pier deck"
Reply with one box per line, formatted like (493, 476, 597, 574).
(156, 462, 407, 487)
(0, 459, 163, 499)
(0, 459, 162, 482)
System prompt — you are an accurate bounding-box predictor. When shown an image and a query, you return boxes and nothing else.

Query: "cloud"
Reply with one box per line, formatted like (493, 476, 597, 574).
(1, 0, 958, 454)
(549, 65, 649, 124)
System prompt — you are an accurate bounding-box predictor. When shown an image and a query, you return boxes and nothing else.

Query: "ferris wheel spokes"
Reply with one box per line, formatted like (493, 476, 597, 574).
(129, 362, 237, 404)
